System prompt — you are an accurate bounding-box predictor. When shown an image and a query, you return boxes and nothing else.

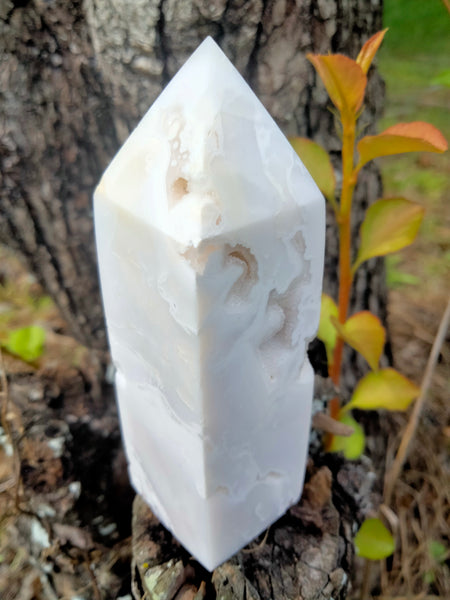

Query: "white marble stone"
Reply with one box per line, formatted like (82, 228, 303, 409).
(94, 37, 325, 571)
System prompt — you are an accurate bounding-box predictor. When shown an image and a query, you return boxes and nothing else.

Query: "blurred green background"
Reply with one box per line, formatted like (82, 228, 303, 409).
(378, 0, 450, 289)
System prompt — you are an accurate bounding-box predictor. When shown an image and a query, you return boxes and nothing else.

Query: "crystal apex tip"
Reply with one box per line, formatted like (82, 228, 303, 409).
(187, 35, 232, 70)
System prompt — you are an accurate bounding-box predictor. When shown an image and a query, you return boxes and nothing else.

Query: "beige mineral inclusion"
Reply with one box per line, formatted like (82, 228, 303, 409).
(94, 37, 325, 571)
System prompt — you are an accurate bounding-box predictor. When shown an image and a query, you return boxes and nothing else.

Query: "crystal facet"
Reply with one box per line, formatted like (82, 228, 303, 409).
(94, 37, 325, 571)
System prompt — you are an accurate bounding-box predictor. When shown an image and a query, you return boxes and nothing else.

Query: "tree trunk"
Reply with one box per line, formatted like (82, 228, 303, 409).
(1, 1, 386, 598)
(1, 0, 385, 363)
(130, 455, 381, 600)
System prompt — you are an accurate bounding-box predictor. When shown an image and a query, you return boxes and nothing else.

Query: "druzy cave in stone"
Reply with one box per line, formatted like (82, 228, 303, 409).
(94, 37, 325, 571)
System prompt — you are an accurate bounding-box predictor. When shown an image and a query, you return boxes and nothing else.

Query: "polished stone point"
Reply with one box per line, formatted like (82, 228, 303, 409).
(94, 37, 325, 571)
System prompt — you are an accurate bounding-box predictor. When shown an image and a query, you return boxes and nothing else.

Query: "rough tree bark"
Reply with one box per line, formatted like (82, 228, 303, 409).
(0, 0, 386, 365)
(0, 1, 386, 598)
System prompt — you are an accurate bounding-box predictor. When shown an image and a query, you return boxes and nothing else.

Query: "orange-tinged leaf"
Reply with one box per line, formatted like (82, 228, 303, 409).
(307, 54, 367, 119)
(345, 368, 420, 412)
(353, 198, 424, 273)
(332, 311, 385, 371)
(317, 294, 338, 366)
(356, 29, 388, 74)
(357, 121, 448, 169)
(385, 122, 448, 149)
(290, 137, 336, 203)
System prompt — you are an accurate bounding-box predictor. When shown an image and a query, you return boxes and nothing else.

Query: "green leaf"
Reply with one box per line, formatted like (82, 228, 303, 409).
(290, 137, 336, 204)
(4, 326, 46, 363)
(331, 311, 385, 371)
(317, 294, 338, 367)
(345, 368, 420, 412)
(423, 571, 435, 585)
(329, 413, 365, 460)
(386, 255, 420, 289)
(353, 198, 424, 273)
(429, 540, 447, 564)
(356, 121, 448, 170)
(355, 518, 395, 560)
(388, 271, 420, 287)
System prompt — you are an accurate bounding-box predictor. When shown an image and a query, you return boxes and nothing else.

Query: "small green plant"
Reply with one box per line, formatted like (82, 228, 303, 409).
(424, 540, 449, 584)
(2, 325, 46, 363)
(354, 518, 396, 561)
(0, 253, 49, 364)
(291, 29, 447, 562)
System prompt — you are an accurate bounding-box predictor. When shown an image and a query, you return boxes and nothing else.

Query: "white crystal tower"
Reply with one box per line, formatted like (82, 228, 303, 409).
(94, 37, 325, 571)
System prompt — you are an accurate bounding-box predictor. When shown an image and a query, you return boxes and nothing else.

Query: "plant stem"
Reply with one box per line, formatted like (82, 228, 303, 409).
(340, 118, 357, 218)
(329, 115, 357, 419)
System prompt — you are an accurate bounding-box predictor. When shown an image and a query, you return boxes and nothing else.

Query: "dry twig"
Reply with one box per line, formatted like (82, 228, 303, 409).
(384, 296, 450, 505)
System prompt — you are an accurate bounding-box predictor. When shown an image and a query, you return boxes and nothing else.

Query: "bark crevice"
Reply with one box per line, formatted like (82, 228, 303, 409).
(157, 0, 171, 86)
